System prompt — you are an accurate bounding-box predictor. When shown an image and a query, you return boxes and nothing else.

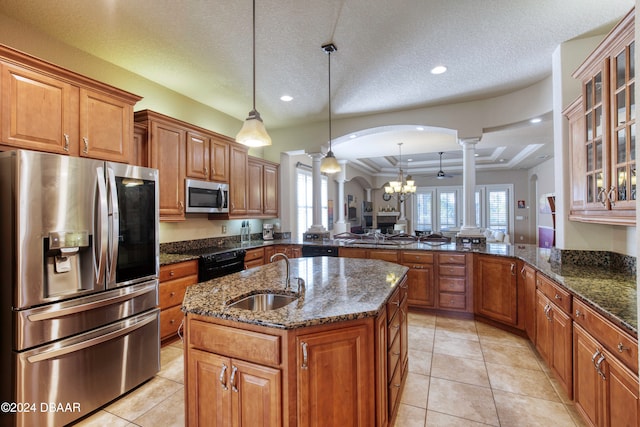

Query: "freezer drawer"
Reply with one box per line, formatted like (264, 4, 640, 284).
(15, 280, 158, 351)
(11, 309, 160, 427)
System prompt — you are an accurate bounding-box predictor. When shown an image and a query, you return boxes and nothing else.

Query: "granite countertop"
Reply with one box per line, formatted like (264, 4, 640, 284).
(182, 257, 409, 330)
(165, 239, 637, 336)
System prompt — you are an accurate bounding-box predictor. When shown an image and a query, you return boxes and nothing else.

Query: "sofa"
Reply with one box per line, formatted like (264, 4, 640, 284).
(483, 228, 510, 243)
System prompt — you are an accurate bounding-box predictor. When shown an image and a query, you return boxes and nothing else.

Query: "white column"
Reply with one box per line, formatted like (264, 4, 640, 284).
(458, 138, 482, 236)
(307, 153, 326, 231)
(365, 188, 372, 202)
(333, 159, 350, 234)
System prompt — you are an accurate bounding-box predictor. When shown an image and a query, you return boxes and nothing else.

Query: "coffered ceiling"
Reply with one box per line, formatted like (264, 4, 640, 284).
(0, 0, 634, 175)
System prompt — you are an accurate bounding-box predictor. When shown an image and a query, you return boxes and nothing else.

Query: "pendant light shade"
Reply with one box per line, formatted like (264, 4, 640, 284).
(236, 0, 271, 147)
(320, 43, 341, 174)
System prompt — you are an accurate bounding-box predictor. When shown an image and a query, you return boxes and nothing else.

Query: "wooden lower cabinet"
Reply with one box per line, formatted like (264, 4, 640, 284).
(187, 349, 281, 427)
(574, 324, 639, 427)
(436, 253, 470, 312)
(159, 260, 198, 343)
(519, 262, 537, 342)
(402, 251, 435, 308)
(474, 254, 517, 325)
(296, 323, 374, 427)
(244, 247, 265, 269)
(535, 289, 573, 397)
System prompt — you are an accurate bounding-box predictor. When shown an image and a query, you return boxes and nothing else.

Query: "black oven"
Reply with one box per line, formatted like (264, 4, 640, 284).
(185, 179, 228, 213)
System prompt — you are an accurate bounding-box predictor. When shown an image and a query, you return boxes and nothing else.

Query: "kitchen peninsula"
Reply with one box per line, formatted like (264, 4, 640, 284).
(181, 257, 409, 427)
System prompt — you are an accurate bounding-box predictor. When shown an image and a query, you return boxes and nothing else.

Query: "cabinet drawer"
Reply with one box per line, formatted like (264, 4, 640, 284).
(387, 331, 401, 379)
(438, 265, 466, 277)
(388, 310, 401, 348)
(159, 260, 198, 282)
(388, 358, 403, 413)
(402, 251, 433, 264)
(189, 320, 281, 366)
(245, 247, 265, 261)
(574, 299, 638, 373)
(160, 305, 184, 340)
(437, 253, 466, 265)
(369, 250, 399, 262)
(438, 292, 466, 310)
(245, 258, 264, 269)
(386, 288, 401, 320)
(159, 275, 194, 309)
(438, 277, 466, 293)
(536, 274, 571, 314)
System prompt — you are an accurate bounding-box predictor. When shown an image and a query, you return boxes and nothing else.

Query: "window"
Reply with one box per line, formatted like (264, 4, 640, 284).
(438, 189, 458, 230)
(295, 168, 328, 238)
(487, 188, 509, 232)
(414, 191, 434, 232)
(413, 185, 512, 235)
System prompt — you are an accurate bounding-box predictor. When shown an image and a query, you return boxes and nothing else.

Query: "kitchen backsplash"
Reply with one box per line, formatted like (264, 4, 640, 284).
(550, 247, 636, 275)
(160, 232, 291, 254)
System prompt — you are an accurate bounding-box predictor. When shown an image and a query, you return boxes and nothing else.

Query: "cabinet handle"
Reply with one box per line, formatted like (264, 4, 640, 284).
(554, 294, 562, 301)
(520, 266, 526, 279)
(170, 319, 175, 324)
(617, 342, 629, 353)
(219, 363, 228, 390)
(82, 137, 89, 154)
(63, 134, 70, 152)
(170, 291, 175, 297)
(169, 270, 175, 277)
(392, 351, 400, 356)
(595, 354, 606, 379)
(597, 188, 607, 206)
(510, 263, 516, 276)
(575, 309, 582, 318)
(607, 186, 616, 207)
(230, 365, 238, 392)
(392, 300, 400, 307)
(301, 341, 308, 369)
(204, 167, 209, 178)
(591, 349, 601, 367)
(178, 201, 184, 213)
(544, 304, 552, 321)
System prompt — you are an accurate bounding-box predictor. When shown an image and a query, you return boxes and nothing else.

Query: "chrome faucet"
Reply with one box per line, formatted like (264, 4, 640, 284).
(270, 252, 305, 295)
(270, 253, 291, 290)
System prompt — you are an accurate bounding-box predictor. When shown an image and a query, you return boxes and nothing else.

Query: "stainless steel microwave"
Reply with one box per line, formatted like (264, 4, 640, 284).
(185, 179, 228, 213)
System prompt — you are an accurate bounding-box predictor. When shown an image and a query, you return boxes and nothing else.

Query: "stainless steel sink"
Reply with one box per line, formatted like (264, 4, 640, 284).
(226, 293, 298, 311)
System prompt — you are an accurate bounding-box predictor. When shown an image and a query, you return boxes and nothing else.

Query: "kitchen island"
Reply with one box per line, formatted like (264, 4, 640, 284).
(182, 257, 409, 427)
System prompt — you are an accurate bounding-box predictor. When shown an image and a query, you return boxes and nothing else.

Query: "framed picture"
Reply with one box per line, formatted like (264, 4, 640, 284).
(517, 200, 526, 209)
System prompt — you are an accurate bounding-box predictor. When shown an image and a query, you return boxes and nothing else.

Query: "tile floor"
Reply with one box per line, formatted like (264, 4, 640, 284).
(73, 312, 587, 426)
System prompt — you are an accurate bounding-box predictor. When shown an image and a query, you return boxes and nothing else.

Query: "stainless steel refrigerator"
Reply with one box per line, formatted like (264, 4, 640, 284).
(0, 149, 161, 427)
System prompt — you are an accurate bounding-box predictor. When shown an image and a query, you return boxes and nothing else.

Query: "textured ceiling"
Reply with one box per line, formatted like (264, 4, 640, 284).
(0, 0, 634, 175)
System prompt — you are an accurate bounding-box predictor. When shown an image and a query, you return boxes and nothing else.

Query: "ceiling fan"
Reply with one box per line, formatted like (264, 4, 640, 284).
(436, 152, 454, 179)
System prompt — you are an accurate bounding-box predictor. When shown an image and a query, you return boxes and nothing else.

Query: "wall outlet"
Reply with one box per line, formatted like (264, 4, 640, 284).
(221, 225, 227, 234)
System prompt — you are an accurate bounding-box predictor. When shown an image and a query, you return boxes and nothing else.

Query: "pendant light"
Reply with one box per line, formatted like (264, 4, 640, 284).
(320, 43, 341, 174)
(236, 0, 272, 147)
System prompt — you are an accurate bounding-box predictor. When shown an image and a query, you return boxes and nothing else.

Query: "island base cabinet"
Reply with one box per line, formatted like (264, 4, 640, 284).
(574, 324, 639, 427)
(187, 348, 281, 427)
(296, 323, 374, 427)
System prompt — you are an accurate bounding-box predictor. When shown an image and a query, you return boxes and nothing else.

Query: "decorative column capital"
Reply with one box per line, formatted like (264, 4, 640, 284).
(458, 137, 480, 147)
(307, 152, 325, 161)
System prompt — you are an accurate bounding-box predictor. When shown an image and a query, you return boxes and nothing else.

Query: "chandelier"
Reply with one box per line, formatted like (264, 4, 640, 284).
(384, 142, 416, 196)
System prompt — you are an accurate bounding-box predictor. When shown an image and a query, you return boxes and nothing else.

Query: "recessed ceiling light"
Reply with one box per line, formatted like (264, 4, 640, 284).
(280, 95, 293, 102)
(475, 153, 479, 157)
(499, 158, 506, 162)
(349, 134, 357, 139)
(430, 65, 447, 75)
(416, 126, 424, 131)
(530, 117, 542, 124)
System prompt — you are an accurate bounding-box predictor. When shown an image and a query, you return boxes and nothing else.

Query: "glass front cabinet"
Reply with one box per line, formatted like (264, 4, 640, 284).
(566, 8, 635, 225)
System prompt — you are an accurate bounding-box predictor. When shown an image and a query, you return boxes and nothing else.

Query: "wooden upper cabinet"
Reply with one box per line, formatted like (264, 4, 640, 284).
(79, 88, 133, 163)
(229, 144, 248, 216)
(186, 130, 210, 180)
(263, 162, 279, 216)
(210, 137, 230, 182)
(569, 8, 635, 225)
(247, 158, 264, 215)
(135, 111, 187, 222)
(0, 45, 141, 162)
(1, 62, 78, 154)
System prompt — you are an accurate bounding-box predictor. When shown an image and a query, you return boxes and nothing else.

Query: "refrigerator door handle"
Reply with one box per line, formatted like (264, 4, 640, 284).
(106, 167, 119, 285)
(26, 311, 157, 363)
(27, 282, 157, 322)
(95, 167, 108, 286)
